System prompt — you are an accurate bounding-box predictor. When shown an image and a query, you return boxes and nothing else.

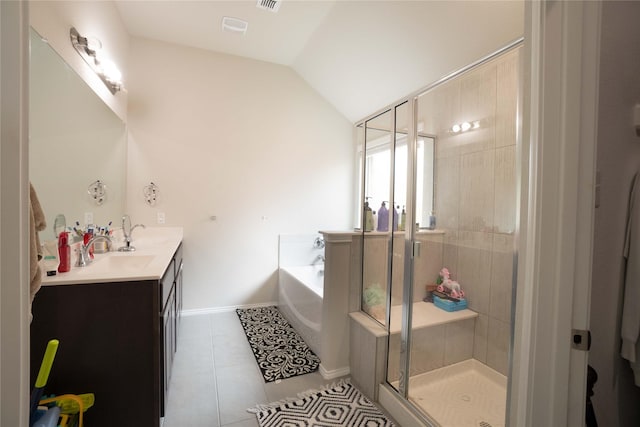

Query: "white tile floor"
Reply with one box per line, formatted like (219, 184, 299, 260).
(162, 311, 345, 427)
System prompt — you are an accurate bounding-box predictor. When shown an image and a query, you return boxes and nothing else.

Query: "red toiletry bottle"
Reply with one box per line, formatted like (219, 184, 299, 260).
(83, 232, 94, 259)
(57, 231, 71, 273)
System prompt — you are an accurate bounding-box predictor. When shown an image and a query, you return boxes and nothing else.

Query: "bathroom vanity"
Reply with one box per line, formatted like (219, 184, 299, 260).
(30, 227, 183, 427)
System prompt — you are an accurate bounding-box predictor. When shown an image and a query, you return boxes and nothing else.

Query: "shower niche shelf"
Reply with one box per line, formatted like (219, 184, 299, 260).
(388, 301, 477, 334)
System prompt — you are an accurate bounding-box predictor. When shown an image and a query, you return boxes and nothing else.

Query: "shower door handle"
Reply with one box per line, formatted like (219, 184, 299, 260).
(412, 241, 421, 258)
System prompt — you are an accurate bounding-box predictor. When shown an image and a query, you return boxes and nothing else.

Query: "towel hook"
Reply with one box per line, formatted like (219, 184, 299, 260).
(143, 182, 160, 206)
(87, 180, 106, 206)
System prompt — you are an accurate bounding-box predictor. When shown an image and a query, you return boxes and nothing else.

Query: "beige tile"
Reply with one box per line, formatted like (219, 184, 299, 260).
(442, 230, 459, 275)
(212, 331, 258, 369)
(458, 63, 497, 155)
(473, 314, 489, 363)
(375, 334, 388, 400)
(387, 333, 401, 383)
(489, 234, 515, 323)
(352, 321, 379, 399)
(416, 83, 448, 137)
(435, 155, 460, 230)
(210, 311, 246, 337)
(444, 318, 475, 366)
(423, 79, 461, 159)
(163, 370, 219, 427)
(456, 231, 493, 314)
(223, 419, 259, 427)
(363, 235, 390, 305)
(496, 48, 520, 148)
(263, 371, 338, 404)
(390, 234, 405, 305)
(349, 235, 363, 313)
(216, 363, 268, 425)
(487, 317, 510, 376)
(413, 233, 444, 301)
(409, 325, 445, 376)
(494, 145, 517, 234)
(460, 150, 495, 232)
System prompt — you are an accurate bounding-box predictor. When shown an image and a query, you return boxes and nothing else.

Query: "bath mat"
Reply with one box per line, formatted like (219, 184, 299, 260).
(236, 305, 320, 382)
(248, 379, 396, 427)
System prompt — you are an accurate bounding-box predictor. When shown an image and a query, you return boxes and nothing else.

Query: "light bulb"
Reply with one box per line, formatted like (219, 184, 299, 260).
(461, 122, 471, 132)
(473, 121, 480, 129)
(452, 124, 461, 133)
(100, 58, 122, 83)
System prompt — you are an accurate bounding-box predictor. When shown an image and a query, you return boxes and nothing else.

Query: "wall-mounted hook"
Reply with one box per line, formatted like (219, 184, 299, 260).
(143, 182, 160, 206)
(87, 179, 106, 205)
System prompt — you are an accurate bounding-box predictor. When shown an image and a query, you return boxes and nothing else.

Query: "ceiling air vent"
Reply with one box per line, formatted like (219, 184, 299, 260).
(221, 16, 248, 35)
(256, 0, 281, 13)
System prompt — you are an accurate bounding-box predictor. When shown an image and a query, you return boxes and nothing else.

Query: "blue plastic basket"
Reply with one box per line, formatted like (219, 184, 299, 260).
(433, 295, 468, 312)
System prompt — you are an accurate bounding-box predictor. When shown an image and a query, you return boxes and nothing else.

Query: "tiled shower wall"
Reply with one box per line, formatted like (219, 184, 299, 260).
(420, 48, 520, 375)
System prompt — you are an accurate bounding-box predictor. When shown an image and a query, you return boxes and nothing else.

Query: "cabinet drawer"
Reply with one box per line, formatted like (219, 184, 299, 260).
(161, 260, 175, 308)
(173, 243, 183, 279)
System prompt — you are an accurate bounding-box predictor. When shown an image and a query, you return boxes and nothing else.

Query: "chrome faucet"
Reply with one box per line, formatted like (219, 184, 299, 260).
(76, 235, 112, 267)
(119, 214, 145, 252)
(312, 254, 325, 265)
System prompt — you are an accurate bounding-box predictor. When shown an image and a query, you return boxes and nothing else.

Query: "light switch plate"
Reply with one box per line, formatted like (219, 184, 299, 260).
(157, 212, 165, 224)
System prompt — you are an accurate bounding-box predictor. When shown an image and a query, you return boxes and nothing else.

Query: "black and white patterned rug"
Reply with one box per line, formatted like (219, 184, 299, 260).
(249, 379, 396, 427)
(236, 306, 320, 382)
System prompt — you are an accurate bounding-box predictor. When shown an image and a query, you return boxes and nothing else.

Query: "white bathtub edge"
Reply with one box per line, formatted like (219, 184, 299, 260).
(319, 364, 350, 380)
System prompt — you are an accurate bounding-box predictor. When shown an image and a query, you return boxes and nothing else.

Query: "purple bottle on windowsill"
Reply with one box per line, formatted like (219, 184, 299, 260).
(377, 202, 389, 232)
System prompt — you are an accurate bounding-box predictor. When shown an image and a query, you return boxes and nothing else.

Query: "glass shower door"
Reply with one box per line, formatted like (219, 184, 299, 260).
(385, 101, 413, 396)
(361, 109, 393, 325)
(400, 45, 520, 427)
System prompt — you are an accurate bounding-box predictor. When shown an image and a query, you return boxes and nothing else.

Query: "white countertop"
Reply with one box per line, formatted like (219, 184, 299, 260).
(41, 227, 183, 286)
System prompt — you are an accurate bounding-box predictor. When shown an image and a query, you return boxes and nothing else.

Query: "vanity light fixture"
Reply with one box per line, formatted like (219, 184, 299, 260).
(70, 27, 123, 94)
(450, 120, 480, 134)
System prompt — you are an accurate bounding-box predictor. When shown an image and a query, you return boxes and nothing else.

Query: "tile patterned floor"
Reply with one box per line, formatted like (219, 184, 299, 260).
(162, 311, 342, 427)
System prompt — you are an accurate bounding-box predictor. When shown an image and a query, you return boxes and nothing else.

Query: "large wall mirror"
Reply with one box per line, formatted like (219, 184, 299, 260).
(29, 28, 126, 240)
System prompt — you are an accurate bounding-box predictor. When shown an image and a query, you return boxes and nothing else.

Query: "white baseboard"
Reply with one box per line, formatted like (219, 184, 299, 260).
(319, 364, 350, 380)
(181, 301, 278, 317)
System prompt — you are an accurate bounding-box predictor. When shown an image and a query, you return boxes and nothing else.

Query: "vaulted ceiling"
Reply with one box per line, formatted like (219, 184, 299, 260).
(115, 1, 524, 122)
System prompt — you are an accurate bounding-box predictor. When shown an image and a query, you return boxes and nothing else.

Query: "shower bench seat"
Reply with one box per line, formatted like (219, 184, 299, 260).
(387, 301, 477, 333)
(349, 302, 478, 401)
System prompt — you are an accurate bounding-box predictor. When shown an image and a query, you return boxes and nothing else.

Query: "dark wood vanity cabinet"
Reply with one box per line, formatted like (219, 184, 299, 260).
(160, 242, 182, 416)
(30, 243, 183, 427)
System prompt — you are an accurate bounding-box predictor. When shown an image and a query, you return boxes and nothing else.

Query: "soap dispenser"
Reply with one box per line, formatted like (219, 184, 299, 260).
(393, 204, 399, 231)
(428, 211, 436, 230)
(364, 198, 374, 232)
(377, 201, 389, 232)
(399, 206, 406, 231)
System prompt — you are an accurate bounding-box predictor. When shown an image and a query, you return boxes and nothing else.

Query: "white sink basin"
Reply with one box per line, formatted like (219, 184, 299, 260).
(75, 254, 155, 275)
(106, 255, 155, 271)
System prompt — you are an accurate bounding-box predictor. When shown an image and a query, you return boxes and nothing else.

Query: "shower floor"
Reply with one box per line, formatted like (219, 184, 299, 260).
(406, 359, 507, 427)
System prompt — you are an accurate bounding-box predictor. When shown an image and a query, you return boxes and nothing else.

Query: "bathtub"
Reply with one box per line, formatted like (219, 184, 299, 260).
(278, 264, 324, 359)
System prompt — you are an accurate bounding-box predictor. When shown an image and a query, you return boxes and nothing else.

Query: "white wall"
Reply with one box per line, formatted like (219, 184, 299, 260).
(30, 1, 129, 122)
(591, 2, 640, 426)
(0, 2, 30, 426)
(126, 38, 354, 310)
(293, 0, 524, 122)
